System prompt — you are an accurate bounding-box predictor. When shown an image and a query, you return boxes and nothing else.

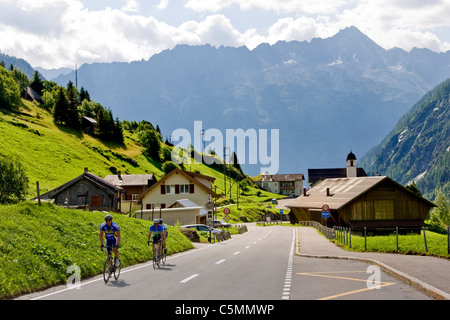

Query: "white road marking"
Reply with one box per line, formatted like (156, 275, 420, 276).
(180, 274, 199, 283)
(215, 259, 226, 264)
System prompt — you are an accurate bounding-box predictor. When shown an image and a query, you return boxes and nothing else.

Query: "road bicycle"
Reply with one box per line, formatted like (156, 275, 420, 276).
(101, 245, 121, 283)
(148, 239, 164, 269)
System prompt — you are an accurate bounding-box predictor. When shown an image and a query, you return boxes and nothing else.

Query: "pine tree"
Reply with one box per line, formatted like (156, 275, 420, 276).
(30, 70, 44, 96)
(53, 87, 69, 125)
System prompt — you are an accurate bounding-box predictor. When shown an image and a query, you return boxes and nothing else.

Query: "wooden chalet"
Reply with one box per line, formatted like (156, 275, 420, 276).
(39, 168, 122, 212)
(287, 176, 435, 232)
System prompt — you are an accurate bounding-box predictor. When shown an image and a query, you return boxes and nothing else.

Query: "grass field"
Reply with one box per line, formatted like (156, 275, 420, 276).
(0, 201, 194, 299)
(333, 229, 450, 258)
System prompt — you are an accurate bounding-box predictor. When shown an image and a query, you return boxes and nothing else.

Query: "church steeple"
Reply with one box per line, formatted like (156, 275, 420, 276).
(346, 150, 357, 177)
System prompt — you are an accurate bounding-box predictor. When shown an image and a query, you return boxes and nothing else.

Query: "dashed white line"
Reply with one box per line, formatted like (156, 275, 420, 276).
(282, 229, 295, 300)
(215, 259, 226, 264)
(180, 274, 199, 283)
(233, 251, 240, 255)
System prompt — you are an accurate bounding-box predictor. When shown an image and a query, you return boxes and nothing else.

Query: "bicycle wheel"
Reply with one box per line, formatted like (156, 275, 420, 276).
(103, 256, 112, 283)
(161, 247, 166, 265)
(114, 258, 121, 280)
(152, 246, 157, 269)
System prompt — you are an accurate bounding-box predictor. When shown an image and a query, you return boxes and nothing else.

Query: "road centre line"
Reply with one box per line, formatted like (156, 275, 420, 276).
(180, 274, 199, 283)
(215, 259, 226, 264)
(31, 225, 256, 300)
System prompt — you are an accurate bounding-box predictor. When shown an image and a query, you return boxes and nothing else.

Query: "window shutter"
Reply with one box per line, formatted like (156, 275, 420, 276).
(161, 185, 166, 194)
(175, 184, 180, 194)
(146, 204, 151, 209)
(161, 203, 166, 209)
(190, 184, 195, 194)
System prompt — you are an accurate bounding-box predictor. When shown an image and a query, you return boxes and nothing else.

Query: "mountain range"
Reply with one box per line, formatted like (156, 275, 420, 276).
(360, 79, 450, 200)
(44, 27, 450, 179)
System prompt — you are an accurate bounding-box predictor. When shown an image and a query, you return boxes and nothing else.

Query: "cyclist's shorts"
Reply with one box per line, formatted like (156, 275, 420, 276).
(152, 235, 161, 244)
(106, 238, 117, 253)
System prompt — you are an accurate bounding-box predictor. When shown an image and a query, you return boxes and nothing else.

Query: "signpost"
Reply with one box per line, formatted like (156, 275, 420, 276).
(322, 204, 330, 219)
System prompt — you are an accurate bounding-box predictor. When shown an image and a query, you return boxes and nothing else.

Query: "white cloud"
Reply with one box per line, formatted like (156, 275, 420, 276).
(121, 0, 139, 13)
(185, 0, 348, 15)
(156, 0, 169, 10)
(0, 0, 449, 69)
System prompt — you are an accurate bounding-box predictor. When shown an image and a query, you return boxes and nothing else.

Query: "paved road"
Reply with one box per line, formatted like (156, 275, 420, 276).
(20, 224, 431, 301)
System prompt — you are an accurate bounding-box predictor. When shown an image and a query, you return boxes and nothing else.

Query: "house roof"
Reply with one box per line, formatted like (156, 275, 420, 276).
(169, 199, 208, 216)
(308, 168, 367, 186)
(40, 170, 122, 199)
(136, 168, 218, 200)
(104, 173, 156, 187)
(261, 173, 304, 182)
(287, 176, 435, 211)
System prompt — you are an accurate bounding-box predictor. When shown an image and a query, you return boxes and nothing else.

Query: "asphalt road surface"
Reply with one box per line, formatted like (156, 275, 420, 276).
(20, 224, 431, 301)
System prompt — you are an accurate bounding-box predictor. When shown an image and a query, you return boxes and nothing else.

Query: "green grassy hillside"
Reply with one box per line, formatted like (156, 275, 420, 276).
(0, 201, 193, 299)
(0, 99, 283, 219)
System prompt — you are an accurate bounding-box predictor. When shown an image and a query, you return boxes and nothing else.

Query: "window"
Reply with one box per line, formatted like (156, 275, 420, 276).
(166, 185, 175, 194)
(180, 184, 190, 194)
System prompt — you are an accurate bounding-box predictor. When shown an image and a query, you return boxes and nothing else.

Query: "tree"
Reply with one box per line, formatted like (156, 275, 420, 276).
(53, 86, 69, 125)
(428, 192, 450, 229)
(162, 161, 179, 174)
(139, 128, 161, 160)
(0, 65, 21, 110)
(30, 70, 44, 96)
(0, 153, 29, 204)
(66, 83, 81, 129)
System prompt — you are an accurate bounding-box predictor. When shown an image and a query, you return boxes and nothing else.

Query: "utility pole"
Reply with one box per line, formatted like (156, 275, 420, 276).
(75, 64, 78, 88)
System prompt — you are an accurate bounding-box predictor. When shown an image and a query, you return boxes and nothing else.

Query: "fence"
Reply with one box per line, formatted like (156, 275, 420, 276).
(332, 225, 450, 255)
(297, 221, 335, 240)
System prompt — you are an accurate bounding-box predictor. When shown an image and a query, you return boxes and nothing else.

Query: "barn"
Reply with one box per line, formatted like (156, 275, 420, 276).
(39, 168, 122, 212)
(287, 176, 435, 233)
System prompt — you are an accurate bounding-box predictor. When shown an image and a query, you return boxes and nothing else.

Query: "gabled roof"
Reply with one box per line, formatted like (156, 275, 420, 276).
(40, 170, 121, 199)
(104, 173, 156, 187)
(287, 176, 435, 211)
(308, 168, 367, 186)
(136, 168, 218, 200)
(261, 174, 304, 182)
(168, 199, 208, 216)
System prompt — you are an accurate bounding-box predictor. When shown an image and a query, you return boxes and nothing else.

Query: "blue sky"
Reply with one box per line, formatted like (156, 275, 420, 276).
(1, 0, 449, 69)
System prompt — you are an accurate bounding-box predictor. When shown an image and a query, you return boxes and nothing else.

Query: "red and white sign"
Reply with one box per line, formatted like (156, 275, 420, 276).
(223, 207, 230, 215)
(322, 204, 329, 211)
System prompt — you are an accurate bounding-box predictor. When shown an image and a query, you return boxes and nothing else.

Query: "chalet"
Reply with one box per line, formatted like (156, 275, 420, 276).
(308, 151, 367, 187)
(136, 168, 218, 225)
(255, 173, 305, 197)
(104, 172, 157, 213)
(287, 176, 435, 232)
(25, 87, 44, 104)
(39, 168, 122, 212)
(81, 116, 97, 134)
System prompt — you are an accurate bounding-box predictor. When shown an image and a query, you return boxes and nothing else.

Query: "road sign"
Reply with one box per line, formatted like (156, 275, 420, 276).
(280, 209, 284, 215)
(322, 211, 330, 218)
(322, 204, 329, 211)
(223, 207, 230, 215)
(223, 215, 231, 222)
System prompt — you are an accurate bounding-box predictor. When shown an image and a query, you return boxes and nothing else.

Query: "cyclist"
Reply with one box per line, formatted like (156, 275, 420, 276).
(100, 214, 121, 267)
(147, 219, 164, 257)
(159, 218, 168, 254)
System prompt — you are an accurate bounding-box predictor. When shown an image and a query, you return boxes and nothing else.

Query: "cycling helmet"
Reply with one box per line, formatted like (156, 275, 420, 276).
(153, 219, 160, 223)
(105, 214, 113, 221)
(159, 218, 164, 223)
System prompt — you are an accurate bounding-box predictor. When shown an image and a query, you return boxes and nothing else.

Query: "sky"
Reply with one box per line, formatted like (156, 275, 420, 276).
(0, 0, 450, 69)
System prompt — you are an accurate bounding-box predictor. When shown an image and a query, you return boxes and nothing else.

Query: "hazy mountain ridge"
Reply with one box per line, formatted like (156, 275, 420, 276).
(360, 79, 450, 200)
(50, 26, 450, 177)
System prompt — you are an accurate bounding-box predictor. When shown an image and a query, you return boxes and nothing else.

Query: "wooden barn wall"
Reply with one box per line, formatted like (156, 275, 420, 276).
(339, 180, 432, 224)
